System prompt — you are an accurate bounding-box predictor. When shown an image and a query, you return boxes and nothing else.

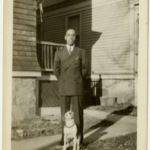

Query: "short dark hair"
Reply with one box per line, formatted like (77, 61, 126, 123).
(65, 29, 76, 35)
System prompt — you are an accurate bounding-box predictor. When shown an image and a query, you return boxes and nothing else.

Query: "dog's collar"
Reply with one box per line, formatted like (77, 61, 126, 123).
(65, 123, 76, 128)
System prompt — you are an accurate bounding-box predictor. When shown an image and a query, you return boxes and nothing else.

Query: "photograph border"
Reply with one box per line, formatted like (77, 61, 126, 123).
(2, 0, 148, 149)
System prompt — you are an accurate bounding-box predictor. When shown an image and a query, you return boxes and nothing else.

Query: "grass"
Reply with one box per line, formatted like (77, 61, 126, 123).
(11, 114, 101, 141)
(11, 105, 137, 141)
(11, 115, 62, 140)
(86, 132, 137, 150)
(45, 132, 136, 150)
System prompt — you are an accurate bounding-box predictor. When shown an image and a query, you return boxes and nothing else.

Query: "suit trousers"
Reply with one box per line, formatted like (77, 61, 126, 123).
(60, 96, 83, 143)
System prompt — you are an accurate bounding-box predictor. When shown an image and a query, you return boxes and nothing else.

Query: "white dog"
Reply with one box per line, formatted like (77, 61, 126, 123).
(63, 111, 80, 150)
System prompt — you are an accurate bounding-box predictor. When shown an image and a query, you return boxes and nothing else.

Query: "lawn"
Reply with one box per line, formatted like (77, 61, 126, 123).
(44, 132, 136, 150)
(11, 113, 101, 140)
(11, 105, 137, 141)
(86, 132, 137, 150)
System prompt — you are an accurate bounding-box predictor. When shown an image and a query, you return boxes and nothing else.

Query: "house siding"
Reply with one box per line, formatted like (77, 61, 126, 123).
(43, 0, 66, 8)
(42, 16, 66, 43)
(34, 0, 139, 107)
(13, 0, 41, 72)
(90, 1, 130, 74)
(42, 0, 131, 74)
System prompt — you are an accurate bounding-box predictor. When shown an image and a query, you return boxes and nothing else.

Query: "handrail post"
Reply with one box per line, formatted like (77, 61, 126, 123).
(41, 44, 44, 68)
(50, 46, 53, 69)
(47, 45, 49, 69)
(44, 44, 47, 69)
(36, 41, 65, 72)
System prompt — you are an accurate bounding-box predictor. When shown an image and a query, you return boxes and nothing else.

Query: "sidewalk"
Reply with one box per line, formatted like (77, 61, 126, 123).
(11, 109, 137, 150)
(84, 109, 137, 142)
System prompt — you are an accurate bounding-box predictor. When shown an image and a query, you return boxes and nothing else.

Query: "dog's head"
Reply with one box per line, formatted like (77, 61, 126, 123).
(64, 111, 74, 121)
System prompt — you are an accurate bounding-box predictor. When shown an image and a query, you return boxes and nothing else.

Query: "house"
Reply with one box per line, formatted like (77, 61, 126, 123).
(12, 0, 139, 123)
(37, 0, 139, 106)
(12, 0, 41, 123)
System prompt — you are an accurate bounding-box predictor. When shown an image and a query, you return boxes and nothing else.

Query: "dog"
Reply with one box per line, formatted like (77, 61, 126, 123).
(63, 111, 80, 150)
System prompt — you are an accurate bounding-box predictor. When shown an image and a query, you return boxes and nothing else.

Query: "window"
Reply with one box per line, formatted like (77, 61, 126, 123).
(66, 14, 81, 47)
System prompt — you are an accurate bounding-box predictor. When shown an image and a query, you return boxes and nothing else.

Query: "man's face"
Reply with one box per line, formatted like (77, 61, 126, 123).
(64, 29, 76, 46)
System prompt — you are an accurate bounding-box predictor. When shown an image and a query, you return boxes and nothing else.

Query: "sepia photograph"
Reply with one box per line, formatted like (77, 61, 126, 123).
(2, 0, 148, 150)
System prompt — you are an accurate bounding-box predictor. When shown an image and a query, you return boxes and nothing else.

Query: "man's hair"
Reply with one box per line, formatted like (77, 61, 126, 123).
(65, 29, 76, 35)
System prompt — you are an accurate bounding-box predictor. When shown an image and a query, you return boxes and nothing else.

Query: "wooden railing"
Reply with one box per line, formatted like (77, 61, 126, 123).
(37, 41, 65, 71)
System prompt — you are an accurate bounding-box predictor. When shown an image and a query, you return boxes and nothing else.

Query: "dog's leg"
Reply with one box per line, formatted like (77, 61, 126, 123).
(63, 135, 66, 150)
(73, 136, 77, 150)
(66, 136, 69, 148)
(77, 136, 80, 150)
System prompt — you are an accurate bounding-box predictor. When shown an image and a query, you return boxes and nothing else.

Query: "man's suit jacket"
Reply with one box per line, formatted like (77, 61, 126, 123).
(54, 46, 88, 96)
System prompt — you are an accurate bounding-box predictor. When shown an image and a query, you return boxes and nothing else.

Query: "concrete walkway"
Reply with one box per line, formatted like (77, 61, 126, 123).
(11, 109, 137, 150)
(84, 109, 137, 142)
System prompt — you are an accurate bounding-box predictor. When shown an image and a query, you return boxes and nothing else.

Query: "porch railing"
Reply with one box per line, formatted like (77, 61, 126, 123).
(37, 41, 65, 71)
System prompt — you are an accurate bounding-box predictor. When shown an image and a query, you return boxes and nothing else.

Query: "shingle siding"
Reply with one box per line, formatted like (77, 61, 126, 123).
(13, 0, 41, 72)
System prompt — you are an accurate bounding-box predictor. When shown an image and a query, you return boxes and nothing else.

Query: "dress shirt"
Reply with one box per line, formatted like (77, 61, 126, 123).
(66, 44, 75, 54)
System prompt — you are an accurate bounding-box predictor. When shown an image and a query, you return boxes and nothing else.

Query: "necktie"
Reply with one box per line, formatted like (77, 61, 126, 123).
(68, 46, 72, 55)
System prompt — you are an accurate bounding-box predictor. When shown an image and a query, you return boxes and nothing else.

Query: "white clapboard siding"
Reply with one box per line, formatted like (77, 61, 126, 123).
(42, 0, 131, 74)
(42, 16, 66, 43)
(81, 1, 130, 73)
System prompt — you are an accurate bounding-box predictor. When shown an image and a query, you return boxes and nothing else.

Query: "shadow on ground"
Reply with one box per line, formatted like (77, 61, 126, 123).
(83, 106, 135, 148)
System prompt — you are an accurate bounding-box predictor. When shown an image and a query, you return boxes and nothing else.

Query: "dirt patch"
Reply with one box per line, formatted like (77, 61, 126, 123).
(11, 115, 61, 140)
(11, 114, 101, 141)
(44, 132, 136, 150)
(11, 105, 136, 141)
(86, 132, 137, 150)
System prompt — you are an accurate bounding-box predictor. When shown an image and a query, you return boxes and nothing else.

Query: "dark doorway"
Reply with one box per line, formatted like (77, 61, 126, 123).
(67, 14, 81, 47)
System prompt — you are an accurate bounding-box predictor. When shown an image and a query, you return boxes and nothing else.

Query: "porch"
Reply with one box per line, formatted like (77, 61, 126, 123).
(35, 40, 135, 116)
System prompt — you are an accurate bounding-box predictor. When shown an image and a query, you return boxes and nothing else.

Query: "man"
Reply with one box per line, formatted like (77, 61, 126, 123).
(54, 29, 88, 145)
